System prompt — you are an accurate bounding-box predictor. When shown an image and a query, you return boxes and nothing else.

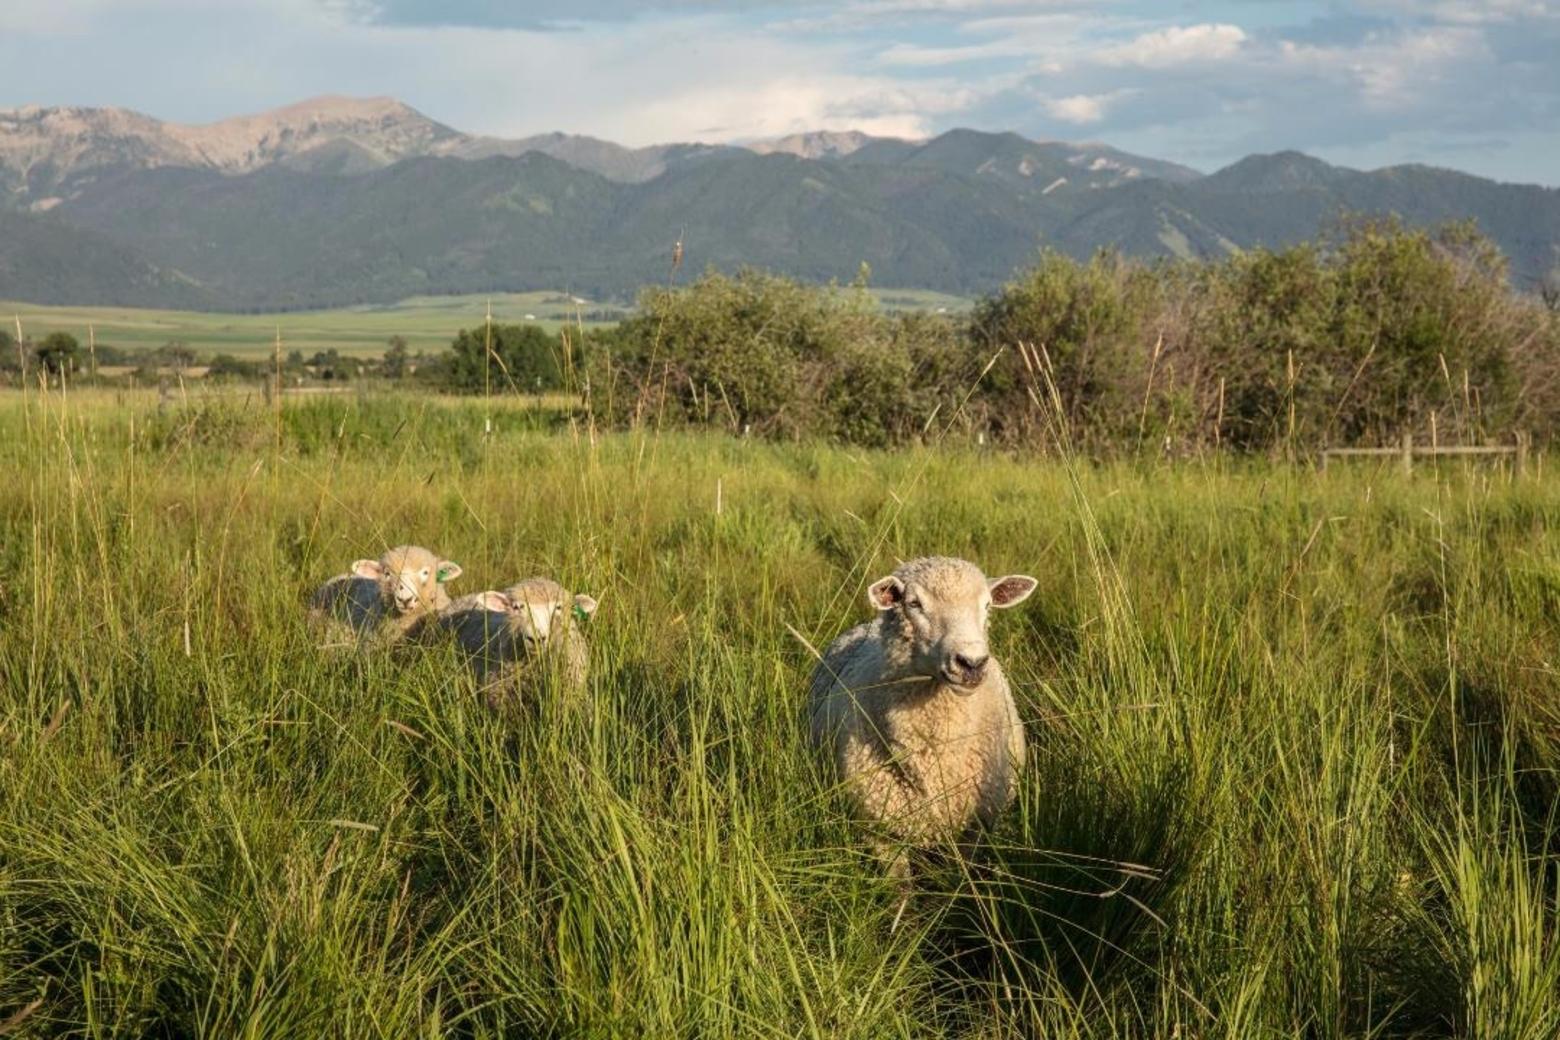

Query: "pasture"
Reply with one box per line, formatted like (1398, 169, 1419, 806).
(1, 386, 1558, 1037)
(1, 287, 973, 362)
(1, 293, 613, 360)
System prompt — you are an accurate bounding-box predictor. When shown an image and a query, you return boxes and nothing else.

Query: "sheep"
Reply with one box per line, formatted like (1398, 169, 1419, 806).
(415, 576, 598, 709)
(808, 556, 1037, 875)
(307, 545, 463, 649)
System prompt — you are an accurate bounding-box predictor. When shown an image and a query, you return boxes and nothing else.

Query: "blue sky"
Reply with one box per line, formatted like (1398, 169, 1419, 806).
(2, 1, 1556, 183)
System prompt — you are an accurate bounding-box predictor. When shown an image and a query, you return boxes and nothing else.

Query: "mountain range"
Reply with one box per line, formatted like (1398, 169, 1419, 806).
(1, 95, 1556, 310)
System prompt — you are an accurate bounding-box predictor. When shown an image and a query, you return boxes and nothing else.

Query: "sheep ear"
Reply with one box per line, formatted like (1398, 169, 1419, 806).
(572, 594, 598, 621)
(989, 575, 1037, 608)
(867, 576, 904, 610)
(436, 561, 462, 583)
(476, 591, 510, 612)
(352, 559, 382, 580)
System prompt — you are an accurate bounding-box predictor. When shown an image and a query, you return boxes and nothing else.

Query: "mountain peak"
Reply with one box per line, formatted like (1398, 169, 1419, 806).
(259, 94, 415, 119)
(747, 129, 907, 160)
(1204, 150, 1353, 192)
(164, 95, 458, 171)
(0, 94, 461, 201)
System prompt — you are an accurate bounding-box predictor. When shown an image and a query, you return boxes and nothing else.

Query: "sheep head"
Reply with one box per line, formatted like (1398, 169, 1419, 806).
(352, 545, 462, 616)
(867, 557, 1035, 691)
(473, 577, 597, 649)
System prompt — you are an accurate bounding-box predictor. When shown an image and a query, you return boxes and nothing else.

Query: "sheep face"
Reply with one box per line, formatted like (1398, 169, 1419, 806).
(868, 557, 1036, 691)
(352, 545, 462, 616)
(475, 578, 597, 649)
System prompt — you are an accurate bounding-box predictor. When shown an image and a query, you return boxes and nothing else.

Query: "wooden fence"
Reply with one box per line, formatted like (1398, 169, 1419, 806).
(1320, 431, 1531, 476)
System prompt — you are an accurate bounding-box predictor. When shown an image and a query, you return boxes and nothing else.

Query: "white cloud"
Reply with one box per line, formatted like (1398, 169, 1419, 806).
(1097, 23, 1248, 68)
(875, 11, 1090, 66)
(1043, 94, 1107, 123)
(1361, 0, 1554, 24)
(878, 39, 1038, 66)
(1276, 26, 1487, 109)
(606, 75, 978, 141)
(771, 0, 1075, 33)
(0, 0, 315, 32)
(349, 17, 989, 145)
(1038, 88, 1135, 124)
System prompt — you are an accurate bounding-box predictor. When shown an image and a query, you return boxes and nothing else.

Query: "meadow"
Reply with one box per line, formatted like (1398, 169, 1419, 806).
(0, 287, 972, 361)
(0, 292, 614, 359)
(1, 385, 1558, 1037)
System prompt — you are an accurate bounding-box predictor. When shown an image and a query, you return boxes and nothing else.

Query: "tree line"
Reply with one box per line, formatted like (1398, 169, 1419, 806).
(589, 218, 1560, 453)
(7, 218, 1558, 454)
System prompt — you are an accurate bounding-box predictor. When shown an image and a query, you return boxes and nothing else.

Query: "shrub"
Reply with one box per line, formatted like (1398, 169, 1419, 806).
(382, 336, 409, 379)
(448, 324, 566, 393)
(207, 354, 261, 381)
(309, 349, 352, 382)
(586, 224, 1554, 454)
(34, 331, 80, 376)
(970, 251, 1159, 445)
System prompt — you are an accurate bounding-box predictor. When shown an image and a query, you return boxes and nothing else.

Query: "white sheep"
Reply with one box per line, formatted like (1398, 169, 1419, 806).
(415, 576, 598, 709)
(307, 545, 463, 648)
(808, 556, 1037, 874)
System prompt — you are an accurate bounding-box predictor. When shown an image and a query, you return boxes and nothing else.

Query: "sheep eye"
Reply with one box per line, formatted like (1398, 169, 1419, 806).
(906, 599, 923, 612)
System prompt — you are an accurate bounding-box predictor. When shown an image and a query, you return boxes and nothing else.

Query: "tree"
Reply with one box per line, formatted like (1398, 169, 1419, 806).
(383, 335, 409, 379)
(448, 324, 563, 393)
(34, 332, 80, 376)
(207, 354, 260, 381)
(309, 349, 349, 381)
(154, 341, 197, 371)
(92, 343, 132, 366)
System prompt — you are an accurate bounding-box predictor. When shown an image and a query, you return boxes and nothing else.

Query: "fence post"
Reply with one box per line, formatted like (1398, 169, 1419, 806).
(1515, 430, 1530, 480)
(1400, 430, 1413, 476)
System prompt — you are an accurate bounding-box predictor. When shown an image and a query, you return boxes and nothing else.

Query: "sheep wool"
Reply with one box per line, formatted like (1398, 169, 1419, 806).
(307, 545, 462, 649)
(808, 556, 1037, 866)
(417, 577, 598, 709)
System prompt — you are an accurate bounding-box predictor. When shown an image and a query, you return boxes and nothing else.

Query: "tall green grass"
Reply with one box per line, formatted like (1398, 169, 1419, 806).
(1, 387, 1557, 1037)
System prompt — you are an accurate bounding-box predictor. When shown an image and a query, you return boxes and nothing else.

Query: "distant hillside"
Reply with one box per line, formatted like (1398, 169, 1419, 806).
(2, 95, 1557, 308)
(840, 128, 1204, 194)
(0, 210, 213, 308)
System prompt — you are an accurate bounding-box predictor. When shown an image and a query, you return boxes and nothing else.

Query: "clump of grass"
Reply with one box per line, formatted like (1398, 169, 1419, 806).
(1, 387, 1557, 1036)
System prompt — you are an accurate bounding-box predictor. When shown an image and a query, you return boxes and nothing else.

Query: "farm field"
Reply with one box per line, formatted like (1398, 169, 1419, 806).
(0, 292, 614, 359)
(2, 387, 1558, 1036)
(0, 287, 973, 360)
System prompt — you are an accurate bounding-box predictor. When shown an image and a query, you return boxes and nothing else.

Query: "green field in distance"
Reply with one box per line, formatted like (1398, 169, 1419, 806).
(2, 288, 974, 359)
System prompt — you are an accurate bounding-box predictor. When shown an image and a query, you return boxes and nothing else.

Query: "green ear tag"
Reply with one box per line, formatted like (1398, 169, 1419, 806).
(572, 604, 591, 623)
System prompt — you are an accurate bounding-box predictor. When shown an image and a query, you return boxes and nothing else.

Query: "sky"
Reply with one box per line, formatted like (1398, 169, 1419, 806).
(1, 1, 1557, 184)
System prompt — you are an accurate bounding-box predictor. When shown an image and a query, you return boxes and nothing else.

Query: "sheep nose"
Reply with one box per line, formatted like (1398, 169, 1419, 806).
(953, 653, 988, 680)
